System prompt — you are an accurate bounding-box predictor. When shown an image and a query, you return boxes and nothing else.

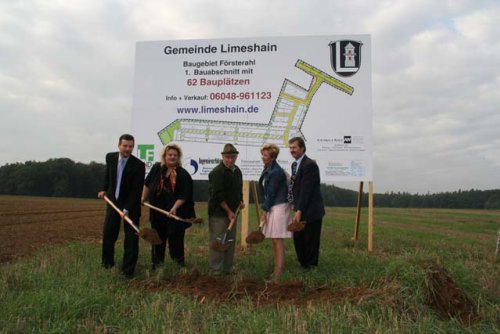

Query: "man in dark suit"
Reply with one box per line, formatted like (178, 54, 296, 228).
(98, 134, 145, 277)
(288, 137, 325, 268)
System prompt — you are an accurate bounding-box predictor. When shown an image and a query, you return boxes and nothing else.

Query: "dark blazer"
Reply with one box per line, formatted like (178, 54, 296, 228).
(292, 155, 325, 222)
(208, 162, 243, 217)
(102, 152, 145, 217)
(144, 163, 195, 228)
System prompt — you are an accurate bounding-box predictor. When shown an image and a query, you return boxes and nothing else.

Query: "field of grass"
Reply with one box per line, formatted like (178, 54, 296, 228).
(0, 196, 499, 333)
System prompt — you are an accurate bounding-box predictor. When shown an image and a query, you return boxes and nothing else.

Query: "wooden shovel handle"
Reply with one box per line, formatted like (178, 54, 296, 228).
(143, 202, 173, 218)
(143, 202, 191, 223)
(251, 181, 261, 222)
(103, 196, 140, 233)
(226, 206, 241, 232)
(258, 217, 266, 228)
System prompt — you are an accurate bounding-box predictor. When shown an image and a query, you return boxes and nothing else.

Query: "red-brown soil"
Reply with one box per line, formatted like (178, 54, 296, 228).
(424, 262, 477, 324)
(0, 196, 107, 263)
(135, 270, 402, 308)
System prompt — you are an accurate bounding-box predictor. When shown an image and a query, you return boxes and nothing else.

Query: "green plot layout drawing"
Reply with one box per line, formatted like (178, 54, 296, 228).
(158, 59, 354, 147)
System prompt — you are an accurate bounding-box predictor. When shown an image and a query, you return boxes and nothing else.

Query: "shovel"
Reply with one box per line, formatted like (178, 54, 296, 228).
(246, 181, 265, 244)
(287, 218, 306, 232)
(143, 202, 203, 224)
(245, 218, 266, 244)
(103, 196, 162, 245)
(211, 206, 241, 252)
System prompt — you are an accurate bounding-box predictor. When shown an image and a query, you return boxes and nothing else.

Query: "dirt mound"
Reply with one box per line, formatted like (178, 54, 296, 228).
(135, 270, 399, 307)
(425, 263, 476, 324)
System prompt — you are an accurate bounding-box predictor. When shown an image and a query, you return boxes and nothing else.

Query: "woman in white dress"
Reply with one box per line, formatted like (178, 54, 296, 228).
(258, 144, 292, 280)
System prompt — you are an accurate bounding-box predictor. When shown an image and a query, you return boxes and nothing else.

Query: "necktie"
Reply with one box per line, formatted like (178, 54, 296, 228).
(287, 161, 297, 203)
(115, 158, 126, 199)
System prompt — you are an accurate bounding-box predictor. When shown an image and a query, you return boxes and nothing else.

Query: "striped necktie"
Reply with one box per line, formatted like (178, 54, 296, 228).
(287, 161, 297, 203)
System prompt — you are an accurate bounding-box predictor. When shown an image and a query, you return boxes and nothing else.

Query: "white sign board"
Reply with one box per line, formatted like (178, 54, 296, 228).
(132, 35, 372, 183)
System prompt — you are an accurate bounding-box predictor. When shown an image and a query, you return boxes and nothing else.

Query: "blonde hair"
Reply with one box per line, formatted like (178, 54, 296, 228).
(260, 143, 280, 159)
(160, 143, 183, 166)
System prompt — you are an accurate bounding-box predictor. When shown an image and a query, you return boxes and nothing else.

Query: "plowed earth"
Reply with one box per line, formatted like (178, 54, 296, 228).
(0, 196, 105, 263)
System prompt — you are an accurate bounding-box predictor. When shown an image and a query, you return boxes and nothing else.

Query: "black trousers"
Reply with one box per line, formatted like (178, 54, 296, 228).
(101, 206, 139, 276)
(151, 219, 185, 267)
(293, 219, 322, 268)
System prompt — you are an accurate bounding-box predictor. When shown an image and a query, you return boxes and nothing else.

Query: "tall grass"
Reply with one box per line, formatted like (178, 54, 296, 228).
(0, 205, 499, 333)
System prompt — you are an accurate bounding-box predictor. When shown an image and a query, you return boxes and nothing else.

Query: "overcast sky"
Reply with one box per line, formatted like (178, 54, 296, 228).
(1, 0, 499, 194)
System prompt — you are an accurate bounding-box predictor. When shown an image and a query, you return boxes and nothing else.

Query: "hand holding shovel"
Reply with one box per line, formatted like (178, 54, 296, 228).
(103, 196, 162, 245)
(287, 217, 306, 232)
(143, 202, 203, 224)
(211, 206, 241, 252)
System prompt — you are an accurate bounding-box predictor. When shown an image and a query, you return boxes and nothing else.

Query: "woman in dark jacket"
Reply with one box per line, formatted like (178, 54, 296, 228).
(258, 143, 292, 280)
(141, 143, 195, 268)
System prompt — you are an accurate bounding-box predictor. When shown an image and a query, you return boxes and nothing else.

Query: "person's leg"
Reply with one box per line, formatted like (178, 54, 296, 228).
(303, 219, 322, 267)
(121, 213, 140, 277)
(167, 224, 186, 266)
(102, 206, 121, 268)
(151, 219, 167, 269)
(222, 220, 237, 274)
(293, 229, 306, 267)
(272, 238, 285, 278)
(209, 216, 228, 275)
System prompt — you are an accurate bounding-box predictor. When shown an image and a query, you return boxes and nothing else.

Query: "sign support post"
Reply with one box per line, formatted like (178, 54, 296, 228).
(353, 181, 364, 241)
(241, 180, 250, 249)
(368, 181, 374, 252)
(353, 181, 374, 252)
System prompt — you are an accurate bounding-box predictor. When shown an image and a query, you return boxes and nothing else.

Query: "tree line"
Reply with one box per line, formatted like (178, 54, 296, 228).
(1, 159, 499, 209)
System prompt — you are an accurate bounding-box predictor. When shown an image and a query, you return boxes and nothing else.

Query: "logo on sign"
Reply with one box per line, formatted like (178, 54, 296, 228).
(329, 40, 362, 77)
(138, 144, 155, 161)
(183, 158, 199, 175)
(344, 136, 352, 144)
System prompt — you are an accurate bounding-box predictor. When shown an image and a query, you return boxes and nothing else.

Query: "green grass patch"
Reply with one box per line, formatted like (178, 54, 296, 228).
(1, 206, 499, 332)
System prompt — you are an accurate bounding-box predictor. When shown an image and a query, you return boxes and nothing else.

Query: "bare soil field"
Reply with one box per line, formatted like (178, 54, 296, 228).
(0, 196, 111, 263)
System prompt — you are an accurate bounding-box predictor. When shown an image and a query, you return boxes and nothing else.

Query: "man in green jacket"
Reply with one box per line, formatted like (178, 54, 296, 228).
(208, 143, 244, 275)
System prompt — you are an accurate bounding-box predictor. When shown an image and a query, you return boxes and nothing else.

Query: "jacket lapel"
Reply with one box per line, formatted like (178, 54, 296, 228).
(111, 152, 119, 189)
(295, 155, 308, 180)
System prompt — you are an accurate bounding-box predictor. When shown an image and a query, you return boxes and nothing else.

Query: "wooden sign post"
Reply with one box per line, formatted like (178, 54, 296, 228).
(251, 181, 261, 223)
(368, 181, 374, 252)
(240, 180, 261, 250)
(353, 181, 364, 241)
(353, 181, 374, 252)
(241, 180, 250, 249)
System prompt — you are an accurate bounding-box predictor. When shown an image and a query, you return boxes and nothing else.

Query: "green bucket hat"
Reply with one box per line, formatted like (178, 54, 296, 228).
(221, 143, 239, 155)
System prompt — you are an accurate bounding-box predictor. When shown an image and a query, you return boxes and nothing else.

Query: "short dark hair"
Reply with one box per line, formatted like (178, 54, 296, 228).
(118, 134, 135, 145)
(288, 137, 306, 152)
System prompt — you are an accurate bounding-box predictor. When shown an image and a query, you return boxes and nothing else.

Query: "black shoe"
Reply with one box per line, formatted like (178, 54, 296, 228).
(121, 271, 134, 279)
(301, 264, 317, 271)
(152, 262, 163, 270)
